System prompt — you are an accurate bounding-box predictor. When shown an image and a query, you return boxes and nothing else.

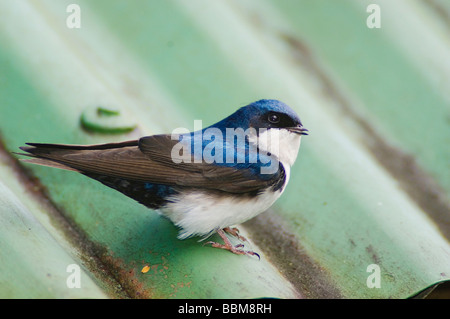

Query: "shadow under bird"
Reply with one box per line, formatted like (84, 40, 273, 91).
(18, 99, 308, 257)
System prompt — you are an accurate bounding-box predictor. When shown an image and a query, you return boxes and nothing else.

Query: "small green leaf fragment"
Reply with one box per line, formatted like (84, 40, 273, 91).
(80, 106, 137, 134)
(97, 107, 120, 116)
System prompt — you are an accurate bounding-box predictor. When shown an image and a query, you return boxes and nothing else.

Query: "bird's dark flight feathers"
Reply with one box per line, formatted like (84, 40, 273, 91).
(19, 135, 285, 197)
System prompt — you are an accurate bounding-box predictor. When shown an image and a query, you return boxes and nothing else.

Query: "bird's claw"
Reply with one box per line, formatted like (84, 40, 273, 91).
(203, 241, 260, 259)
(203, 228, 260, 259)
(223, 227, 248, 242)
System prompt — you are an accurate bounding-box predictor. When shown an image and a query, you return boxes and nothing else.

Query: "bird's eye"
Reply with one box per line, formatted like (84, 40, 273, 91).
(268, 113, 280, 124)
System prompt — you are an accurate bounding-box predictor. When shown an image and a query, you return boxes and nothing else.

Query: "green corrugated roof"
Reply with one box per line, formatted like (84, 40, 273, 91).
(0, 0, 449, 298)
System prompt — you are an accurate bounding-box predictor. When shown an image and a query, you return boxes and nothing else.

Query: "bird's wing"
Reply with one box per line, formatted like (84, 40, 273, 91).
(19, 134, 284, 194)
(138, 134, 285, 193)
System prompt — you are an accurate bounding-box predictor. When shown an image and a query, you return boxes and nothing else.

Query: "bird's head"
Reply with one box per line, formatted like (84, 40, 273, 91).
(220, 99, 307, 167)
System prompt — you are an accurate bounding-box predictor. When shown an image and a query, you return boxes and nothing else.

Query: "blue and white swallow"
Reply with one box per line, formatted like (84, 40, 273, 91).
(18, 99, 308, 257)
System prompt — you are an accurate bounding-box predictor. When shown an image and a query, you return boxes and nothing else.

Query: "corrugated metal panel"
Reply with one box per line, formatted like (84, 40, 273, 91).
(0, 0, 449, 298)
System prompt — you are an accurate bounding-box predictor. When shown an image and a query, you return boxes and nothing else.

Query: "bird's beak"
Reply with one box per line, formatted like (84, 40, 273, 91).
(288, 125, 309, 135)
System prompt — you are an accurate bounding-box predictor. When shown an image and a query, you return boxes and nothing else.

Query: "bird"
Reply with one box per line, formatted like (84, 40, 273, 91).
(18, 99, 308, 257)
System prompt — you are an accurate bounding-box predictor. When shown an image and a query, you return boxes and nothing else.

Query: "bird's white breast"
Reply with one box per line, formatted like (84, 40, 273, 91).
(162, 187, 285, 239)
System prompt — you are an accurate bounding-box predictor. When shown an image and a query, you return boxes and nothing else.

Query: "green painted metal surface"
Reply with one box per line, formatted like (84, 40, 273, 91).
(0, 152, 108, 298)
(0, 0, 449, 298)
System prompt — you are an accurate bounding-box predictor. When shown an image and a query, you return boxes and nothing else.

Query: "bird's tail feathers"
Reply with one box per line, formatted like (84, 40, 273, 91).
(16, 140, 138, 172)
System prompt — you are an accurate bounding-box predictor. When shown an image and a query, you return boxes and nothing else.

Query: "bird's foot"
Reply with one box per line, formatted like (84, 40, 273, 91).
(223, 226, 248, 242)
(204, 228, 260, 259)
